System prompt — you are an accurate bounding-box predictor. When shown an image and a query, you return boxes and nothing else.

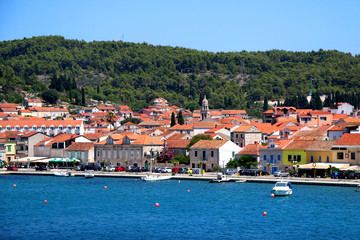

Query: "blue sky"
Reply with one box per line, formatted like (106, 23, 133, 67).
(1, 0, 359, 54)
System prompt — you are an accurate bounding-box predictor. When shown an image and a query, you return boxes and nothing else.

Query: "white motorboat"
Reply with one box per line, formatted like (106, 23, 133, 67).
(84, 170, 95, 178)
(54, 171, 68, 177)
(141, 174, 171, 181)
(53, 171, 75, 177)
(209, 174, 230, 183)
(271, 180, 293, 196)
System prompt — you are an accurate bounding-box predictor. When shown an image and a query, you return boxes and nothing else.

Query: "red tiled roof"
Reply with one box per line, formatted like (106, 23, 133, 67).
(193, 122, 216, 128)
(334, 133, 360, 146)
(191, 140, 227, 149)
(169, 124, 194, 130)
(237, 143, 261, 155)
(166, 139, 190, 148)
(0, 120, 82, 128)
(65, 142, 94, 151)
(283, 139, 315, 150)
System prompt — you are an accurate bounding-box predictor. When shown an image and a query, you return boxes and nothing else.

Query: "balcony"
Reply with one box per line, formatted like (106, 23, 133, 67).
(17, 150, 28, 155)
(17, 141, 28, 145)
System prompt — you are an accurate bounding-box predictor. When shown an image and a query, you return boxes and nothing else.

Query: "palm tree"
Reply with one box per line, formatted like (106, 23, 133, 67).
(106, 112, 116, 129)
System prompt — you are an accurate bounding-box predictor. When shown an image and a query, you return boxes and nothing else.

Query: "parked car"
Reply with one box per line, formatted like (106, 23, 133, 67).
(331, 172, 340, 179)
(115, 166, 126, 172)
(273, 170, 289, 177)
(141, 167, 149, 172)
(337, 171, 351, 179)
(192, 168, 201, 174)
(161, 167, 172, 173)
(347, 172, 360, 179)
(108, 165, 117, 172)
(126, 166, 135, 172)
(253, 170, 269, 176)
(153, 167, 162, 173)
(172, 167, 180, 173)
(131, 167, 141, 172)
(222, 169, 236, 175)
(178, 167, 188, 174)
(35, 166, 47, 171)
(239, 169, 252, 175)
(7, 166, 18, 171)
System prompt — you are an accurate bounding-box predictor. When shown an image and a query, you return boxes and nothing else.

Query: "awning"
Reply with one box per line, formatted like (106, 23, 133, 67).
(10, 157, 48, 163)
(49, 158, 81, 163)
(344, 165, 360, 171)
(298, 163, 350, 170)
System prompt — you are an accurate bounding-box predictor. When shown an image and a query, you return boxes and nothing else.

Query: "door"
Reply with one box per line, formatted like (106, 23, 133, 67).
(271, 166, 278, 174)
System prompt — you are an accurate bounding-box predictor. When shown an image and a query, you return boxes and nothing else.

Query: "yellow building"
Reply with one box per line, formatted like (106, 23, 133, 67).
(332, 133, 360, 165)
(5, 142, 16, 163)
(306, 140, 336, 163)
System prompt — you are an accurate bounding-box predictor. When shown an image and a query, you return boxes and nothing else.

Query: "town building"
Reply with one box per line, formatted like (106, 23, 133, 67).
(65, 142, 95, 166)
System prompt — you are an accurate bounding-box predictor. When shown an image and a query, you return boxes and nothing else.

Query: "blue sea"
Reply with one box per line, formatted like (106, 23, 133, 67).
(1, 175, 360, 240)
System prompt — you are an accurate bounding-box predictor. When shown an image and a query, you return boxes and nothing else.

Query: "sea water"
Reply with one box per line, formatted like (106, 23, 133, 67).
(0, 175, 359, 240)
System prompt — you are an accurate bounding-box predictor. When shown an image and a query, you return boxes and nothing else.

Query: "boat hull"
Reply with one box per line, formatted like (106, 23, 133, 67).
(141, 175, 171, 181)
(271, 189, 293, 196)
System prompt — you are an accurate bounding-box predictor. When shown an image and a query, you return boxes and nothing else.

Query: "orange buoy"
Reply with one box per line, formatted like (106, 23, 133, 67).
(187, 190, 190, 193)
(44, 200, 48, 203)
(263, 212, 267, 216)
(271, 194, 275, 197)
(155, 203, 159, 207)
(198, 182, 200, 184)
(13, 184, 16, 188)
(104, 186, 107, 189)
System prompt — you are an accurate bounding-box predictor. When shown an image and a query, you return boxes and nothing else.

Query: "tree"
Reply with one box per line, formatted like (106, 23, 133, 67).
(106, 112, 116, 128)
(186, 134, 212, 151)
(41, 89, 59, 104)
(173, 154, 190, 165)
(263, 96, 268, 112)
(81, 87, 86, 105)
(120, 117, 141, 125)
(170, 112, 176, 127)
(177, 110, 185, 125)
(157, 146, 175, 163)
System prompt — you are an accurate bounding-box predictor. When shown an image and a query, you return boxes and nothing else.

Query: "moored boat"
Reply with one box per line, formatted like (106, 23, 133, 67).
(141, 174, 171, 181)
(271, 180, 293, 196)
(84, 170, 94, 178)
(54, 171, 67, 177)
(209, 174, 230, 183)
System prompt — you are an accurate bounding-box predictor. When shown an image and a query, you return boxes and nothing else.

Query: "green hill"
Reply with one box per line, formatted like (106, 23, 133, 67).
(1, 36, 359, 116)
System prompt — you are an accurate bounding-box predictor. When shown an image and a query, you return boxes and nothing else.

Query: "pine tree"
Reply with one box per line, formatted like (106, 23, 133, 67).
(81, 88, 85, 105)
(170, 112, 176, 127)
(177, 110, 185, 125)
(263, 96, 268, 112)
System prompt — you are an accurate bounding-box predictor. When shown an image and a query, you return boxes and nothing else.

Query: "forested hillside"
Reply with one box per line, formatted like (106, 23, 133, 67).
(0, 36, 359, 116)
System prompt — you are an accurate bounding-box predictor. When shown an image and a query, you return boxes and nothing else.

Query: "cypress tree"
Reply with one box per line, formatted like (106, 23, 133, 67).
(81, 88, 85, 105)
(177, 110, 185, 125)
(263, 96, 268, 112)
(170, 112, 176, 127)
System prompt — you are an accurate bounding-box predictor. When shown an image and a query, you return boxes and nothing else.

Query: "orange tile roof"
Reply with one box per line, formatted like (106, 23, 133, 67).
(169, 124, 194, 130)
(254, 123, 280, 134)
(191, 140, 227, 149)
(341, 118, 360, 123)
(167, 133, 188, 140)
(262, 110, 274, 114)
(130, 135, 163, 145)
(29, 107, 68, 112)
(306, 140, 336, 150)
(221, 110, 247, 115)
(166, 139, 190, 148)
(0, 119, 82, 128)
(232, 125, 253, 133)
(237, 143, 261, 155)
(65, 142, 94, 151)
(332, 114, 350, 120)
(334, 133, 360, 146)
(272, 139, 293, 148)
(283, 139, 315, 150)
(83, 133, 105, 140)
(193, 122, 216, 128)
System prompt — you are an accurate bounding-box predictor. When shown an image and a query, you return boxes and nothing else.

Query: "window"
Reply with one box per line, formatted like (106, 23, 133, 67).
(75, 152, 78, 158)
(236, 134, 239, 138)
(102, 150, 105, 157)
(68, 152, 71, 158)
(326, 156, 330, 163)
(50, 127, 55, 130)
(270, 155, 274, 164)
(232, 152, 235, 158)
(318, 156, 322, 162)
(15, 127, 20, 130)
(288, 155, 291, 161)
(310, 155, 314, 162)
(131, 151, 134, 157)
(114, 151, 117, 158)
(24, 127, 29, 130)
(7, 145, 11, 151)
(195, 151, 197, 157)
(81, 152, 84, 159)
(264, 155, 267, 161)
(351, 152, 356, 160)
(320, 117, 327, 121)
(137, 151, 140, 158)
(277, 155, 281, 161)
(108, 151, 111, 158)
(59, 126, 63, 130)
(76, 126, 80, 130)
(7, 127, 11, 130)
(297, 155, 301, 161)
(119, 151, 122, 158)
(97, 151, 100, 157)
(211, 151, 214, 158)
(67, 126, 72, 130)
(337, 152, 344, 160)
(203, 151, 206, 160)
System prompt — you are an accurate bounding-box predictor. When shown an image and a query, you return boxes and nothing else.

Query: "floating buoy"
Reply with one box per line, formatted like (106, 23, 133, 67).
(263, 212, 267, 216)
(155, 203, 159, 207)
(187, 190, 190, 193)
(104, 186, 107, 189)
(178, 180, 180, 183)
(44, 200, 48, 203)
(198, 182, 200, 184)
(13, 184, 16, 188)
(135, 179, 137, 181)
(271, 194, 275, 197)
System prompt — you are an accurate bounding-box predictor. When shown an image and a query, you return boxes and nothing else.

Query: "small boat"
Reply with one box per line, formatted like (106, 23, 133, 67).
(271, 180, 293, 196)
(54, 171, 68, 177)
(84, 170, 95, 178)
(141, 174, 171, 181)
(53, 171, 75, 177)
(209, 174, 230, 183)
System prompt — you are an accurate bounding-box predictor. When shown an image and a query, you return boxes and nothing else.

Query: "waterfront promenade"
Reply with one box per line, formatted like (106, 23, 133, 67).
(1, 168, 359, 187)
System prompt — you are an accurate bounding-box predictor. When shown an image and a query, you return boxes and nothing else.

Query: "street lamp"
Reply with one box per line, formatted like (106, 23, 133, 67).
(312, 162, 316, 180)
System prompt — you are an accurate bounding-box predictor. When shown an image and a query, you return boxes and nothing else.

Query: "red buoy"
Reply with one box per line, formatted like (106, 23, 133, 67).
(135, 179, 138, 181)
(271, 194, 275, 197)
(263, 212, 267, 216)
(187, 190, 190, 193)
(104, 186, 107, 189)
(13, 184, 16, 188)
(155, 203, 159, 207)
(44, 200, 48, 203)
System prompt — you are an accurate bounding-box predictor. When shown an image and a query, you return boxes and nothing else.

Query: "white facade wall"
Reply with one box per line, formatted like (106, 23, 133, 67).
(218, 141, 242, 168)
